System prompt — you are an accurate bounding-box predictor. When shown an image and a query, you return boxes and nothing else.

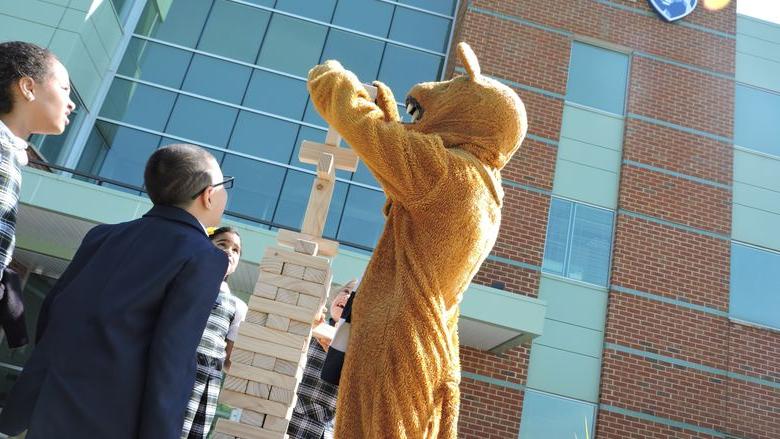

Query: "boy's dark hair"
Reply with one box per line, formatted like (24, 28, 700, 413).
(144, 144, 216, 207)
(209, 226, 240, 243)
(0, 41, 56, 115)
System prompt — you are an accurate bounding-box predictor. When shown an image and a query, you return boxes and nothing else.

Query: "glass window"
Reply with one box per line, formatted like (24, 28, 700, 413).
(378, 44, 443, 97)
(566, 42, 629, 115)
(320, 30, 384, 82)
(198, 0, 271, 63)
(735, 84, 780, 156)
(302, 98, 326, 127)
(542, 198, 573, 276)
(332, 0, 394, 38)
(221, 155, 286, 222)
(256, 14, 327, 77)
(519, 390, 596, 439)
(730, 243, 780, 329)
(568, 205, 614, 286)
(388, 7, 451, 53)
(118, 38, 192, 89)
(337, 186, 386, 248)
(542, 198, 614, 286)
(274, 0, 336, 22)
(86, 122, 161, 192)
(398, 0, 457, 16)
(228, 111, 298, 163)
(271, 172, 348, 239)
(352, 161, 379, 188)
(135, 0, 212, 48)
(165, 95, 238, 146)
(243, 69, 309, 120)
(181, 55, 252, 104)
(99, 79, 176, 131)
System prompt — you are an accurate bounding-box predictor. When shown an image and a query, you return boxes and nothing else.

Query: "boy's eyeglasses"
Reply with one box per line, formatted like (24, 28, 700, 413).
(191, 176, 234, 200)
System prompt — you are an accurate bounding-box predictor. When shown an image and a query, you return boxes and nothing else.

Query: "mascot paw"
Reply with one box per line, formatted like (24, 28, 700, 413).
(308, 59, 344, 81)
(372, 80, 400, 123)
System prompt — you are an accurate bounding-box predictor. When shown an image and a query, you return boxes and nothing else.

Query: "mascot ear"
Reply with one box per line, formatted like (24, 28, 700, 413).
(457, 42, 481, 81)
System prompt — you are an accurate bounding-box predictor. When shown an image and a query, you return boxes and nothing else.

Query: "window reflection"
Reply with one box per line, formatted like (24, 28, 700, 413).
(181, 55, 252, 104)
(166, 95, 238, 146)
(730, 243, 780, 329)
(198, 0, 271, 63)
(257, 14, 328, 77)
(566, 42, 629, 115)
(519, 389, 596, 439)
(100, 79, 176, 131)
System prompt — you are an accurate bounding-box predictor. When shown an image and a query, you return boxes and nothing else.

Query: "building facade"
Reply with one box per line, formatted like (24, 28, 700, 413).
(0, 1, 778, 438)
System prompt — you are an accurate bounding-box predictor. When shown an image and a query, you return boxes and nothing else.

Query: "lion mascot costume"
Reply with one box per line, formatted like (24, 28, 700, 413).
(307, 42, 527, 438)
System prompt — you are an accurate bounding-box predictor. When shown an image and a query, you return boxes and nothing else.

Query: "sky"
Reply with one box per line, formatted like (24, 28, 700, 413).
(736, 0, 780, 24)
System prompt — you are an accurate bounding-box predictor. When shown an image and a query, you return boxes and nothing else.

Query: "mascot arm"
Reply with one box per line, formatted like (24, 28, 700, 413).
(308, 60, 449, 205)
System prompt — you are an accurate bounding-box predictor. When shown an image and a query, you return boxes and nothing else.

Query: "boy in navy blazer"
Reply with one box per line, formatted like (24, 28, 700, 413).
(0, 144, 232, 439)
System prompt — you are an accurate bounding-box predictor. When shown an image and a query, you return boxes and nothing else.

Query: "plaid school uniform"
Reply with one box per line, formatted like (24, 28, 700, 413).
(287, 337, 339, 439)
(0, 121, 25, 276)
(181, 283, 245, 439)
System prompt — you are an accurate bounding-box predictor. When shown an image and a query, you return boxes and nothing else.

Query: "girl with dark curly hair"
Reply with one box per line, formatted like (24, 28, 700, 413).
(0, 41, 75, 349)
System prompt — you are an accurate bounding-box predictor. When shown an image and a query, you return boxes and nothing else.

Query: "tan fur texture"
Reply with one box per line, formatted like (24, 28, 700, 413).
(307, 42, 527, 438)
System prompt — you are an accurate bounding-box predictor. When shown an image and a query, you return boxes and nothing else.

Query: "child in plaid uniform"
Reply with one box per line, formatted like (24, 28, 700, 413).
(180, 227, 247, 438)
(0, 41, 75, 348)
(287, 279, 357, 439)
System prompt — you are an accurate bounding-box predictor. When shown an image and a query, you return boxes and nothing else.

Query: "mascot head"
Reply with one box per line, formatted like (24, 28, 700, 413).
(403, 43, 527, 170)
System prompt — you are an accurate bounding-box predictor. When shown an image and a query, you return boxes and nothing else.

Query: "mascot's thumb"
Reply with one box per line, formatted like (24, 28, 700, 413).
(372, 81, 400, 123)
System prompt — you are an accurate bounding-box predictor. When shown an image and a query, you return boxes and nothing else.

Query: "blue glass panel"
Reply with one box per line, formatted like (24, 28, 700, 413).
(256, 14, 327, 77)
(325, 181, 348, 239)
(274, 170, 346, 234)
(228, 111, 298, 163)
(398, 0, 456, 15)
(118, 38, 192, 89)
(221, 155, 286, 222)
(378, 44, 443, 97)
(320, 30, 384, 82)
(542, 198, 572, 276)
(730, 243, 780, 329)
(302, 98, 327, 127)
(198, 0, 271, 63)
(567, 205, 613, 286)
(135, 0, 212, 48)
(337, 186, 386, 248)
(351, 161, 379, 187)
(332, 0, 394, 38)
(519, 390, 596, 439)
(165, 95, 238, 146)
(274, 0, 336, 21)
(243, 70, 309, 120)
(388, 7, 450, 53)
(735, 85, 780, 156)
(181, 55, 252, 104)
(566, 42, 629, 115)
(92, 122, 161, 190)
(99, 79, 176, 131)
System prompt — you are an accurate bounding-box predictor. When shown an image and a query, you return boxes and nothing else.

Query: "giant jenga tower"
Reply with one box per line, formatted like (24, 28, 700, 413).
(213, 85, 377, 439)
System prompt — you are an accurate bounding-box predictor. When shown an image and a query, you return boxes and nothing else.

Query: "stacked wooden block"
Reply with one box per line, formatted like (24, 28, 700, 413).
(213, 245, 332, 439)
(213, 83, 374, 439)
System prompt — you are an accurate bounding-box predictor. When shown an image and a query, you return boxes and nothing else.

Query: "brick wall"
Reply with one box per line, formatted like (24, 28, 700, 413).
(448, 1, 778, 438)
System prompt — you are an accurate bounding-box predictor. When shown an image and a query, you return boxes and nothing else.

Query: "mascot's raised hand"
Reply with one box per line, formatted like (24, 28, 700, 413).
(372, 80, 400, 123)
(308, 42, 526, 439)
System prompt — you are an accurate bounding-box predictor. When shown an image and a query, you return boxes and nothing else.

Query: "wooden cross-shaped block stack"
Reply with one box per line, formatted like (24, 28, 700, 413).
(214, 85, 377, 439)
